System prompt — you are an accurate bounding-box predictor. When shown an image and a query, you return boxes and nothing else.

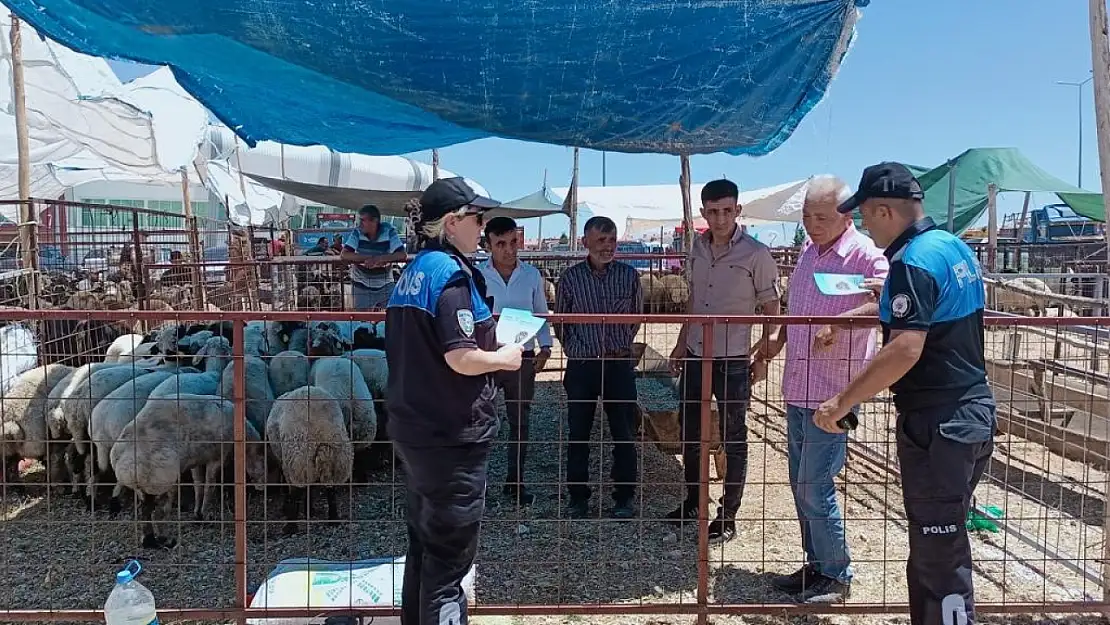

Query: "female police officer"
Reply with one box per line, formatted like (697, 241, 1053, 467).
(385, 177, 523, 625)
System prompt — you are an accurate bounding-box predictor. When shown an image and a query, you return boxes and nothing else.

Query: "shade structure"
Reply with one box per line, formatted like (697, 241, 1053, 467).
(553, 179, 809, 240)
(3, 0, 869, 156)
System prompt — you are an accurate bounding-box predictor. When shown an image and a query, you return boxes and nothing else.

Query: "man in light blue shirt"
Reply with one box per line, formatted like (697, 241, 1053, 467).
(340, 204, 407, 310)
(479, 216, 552, 506)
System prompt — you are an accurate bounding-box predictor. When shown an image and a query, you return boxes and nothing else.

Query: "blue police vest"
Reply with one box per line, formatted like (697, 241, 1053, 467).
(879, 229, 984, 325)
(388, 249, 493, 324)
(879, 227, 990, 410)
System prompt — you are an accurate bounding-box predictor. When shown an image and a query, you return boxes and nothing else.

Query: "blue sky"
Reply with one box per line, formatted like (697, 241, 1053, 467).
(109, 1, 1102, 242)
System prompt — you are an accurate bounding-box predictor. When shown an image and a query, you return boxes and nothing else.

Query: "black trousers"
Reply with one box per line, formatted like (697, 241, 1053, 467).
(563, 358, 638, 504)
(395, 441, 491, 625)
(493, 353, 537, 486)
(897, 398, 995, 625)
(678, 353, 751, 517)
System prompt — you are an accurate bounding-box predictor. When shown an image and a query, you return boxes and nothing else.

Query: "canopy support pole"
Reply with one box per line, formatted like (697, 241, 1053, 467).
(1088, 0, 1110, 611)
(679, 155, 694, 255)
(432, 149, 440, 180)
(567, 148, 579, 251)
(1089, 0, 1110, 268)
(9, 15, 40, 309)
(945, 158, 958, 232)
(182, 169, 206, 309)
(986, 183, 998, 272)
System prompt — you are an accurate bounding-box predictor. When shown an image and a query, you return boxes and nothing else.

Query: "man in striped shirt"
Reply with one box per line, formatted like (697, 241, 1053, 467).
(758, 175, 888, 603)
(555, 216, 643, 519)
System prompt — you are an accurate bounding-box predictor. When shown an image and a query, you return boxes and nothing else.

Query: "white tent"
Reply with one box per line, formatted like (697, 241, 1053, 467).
(201, 126, 490, 226)
(0, 13, 208, 202)
(552, 179, 809, 240)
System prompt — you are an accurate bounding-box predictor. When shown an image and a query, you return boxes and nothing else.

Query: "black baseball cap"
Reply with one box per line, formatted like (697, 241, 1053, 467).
(837, 162, 925, 214)
(418, 177, 500, 222)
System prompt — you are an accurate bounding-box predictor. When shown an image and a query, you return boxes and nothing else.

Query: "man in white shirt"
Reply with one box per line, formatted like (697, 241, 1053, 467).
(479, 216, 553, 506)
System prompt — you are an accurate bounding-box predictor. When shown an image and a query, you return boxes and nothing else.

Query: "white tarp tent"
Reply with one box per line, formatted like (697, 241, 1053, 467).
(202, 126, 490, 226)
(0, 13, 209, 219)
(552, 179, 809, 240)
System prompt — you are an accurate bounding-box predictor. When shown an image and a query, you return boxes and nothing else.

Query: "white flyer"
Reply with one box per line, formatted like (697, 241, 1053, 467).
(495, 307, 547, 346)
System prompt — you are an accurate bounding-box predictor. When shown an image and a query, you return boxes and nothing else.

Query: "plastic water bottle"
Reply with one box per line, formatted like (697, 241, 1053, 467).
(104, 560, 159, 625)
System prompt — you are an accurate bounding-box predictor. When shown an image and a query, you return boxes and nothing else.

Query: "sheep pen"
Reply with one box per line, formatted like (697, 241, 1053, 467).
(0, 316, 1106, 625)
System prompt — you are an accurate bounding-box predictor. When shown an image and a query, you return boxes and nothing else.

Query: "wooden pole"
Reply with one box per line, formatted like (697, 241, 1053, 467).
(431, 149, 440, 181)
(1089, 0, 1110, 265)
(1090, 1, 1110, 607)
(182, 169, 206, 309)
(1013, 191, 1032, 269)
(680, 155, 694, 254)
(986, 183, 998, 272)
(9, 16, 39, 308)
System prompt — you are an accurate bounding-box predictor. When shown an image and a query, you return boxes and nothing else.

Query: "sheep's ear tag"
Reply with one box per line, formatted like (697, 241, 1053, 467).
(280, 333, 289, 343)
(456, 310, 474, 337)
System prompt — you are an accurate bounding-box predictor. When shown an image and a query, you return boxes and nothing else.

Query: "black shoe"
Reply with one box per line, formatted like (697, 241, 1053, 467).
(611, 500, 635, 520)
(502, 484, 535, 506)
(771, 563, 819, 594)
(707, 509, 736, 544)
(664, 500, 699, 525)
(798, 574, 851, 604)
(566, 499, 590, 519)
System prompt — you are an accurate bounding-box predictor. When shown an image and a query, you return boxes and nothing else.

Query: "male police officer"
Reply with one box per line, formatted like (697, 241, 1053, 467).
(813, 162, 996, 625)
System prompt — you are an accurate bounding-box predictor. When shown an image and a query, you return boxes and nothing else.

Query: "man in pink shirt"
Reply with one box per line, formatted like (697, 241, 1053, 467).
(755, 175, 888, 603)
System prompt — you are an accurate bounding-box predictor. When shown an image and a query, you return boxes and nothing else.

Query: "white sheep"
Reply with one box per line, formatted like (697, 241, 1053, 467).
(45, 361, 154, 487)
(148, 336, 233, 399)
(219, 355, 274, 433)
(346, 349, 387, 399)
(266, 385, 353, 534)
(86, 369, 176, 509)
(268, 350, 310, 397)
(110, 393, 267, 549)
(0, 364, 74, 479)
(103, 334, 148, 363)
(309, 357, 377, 453)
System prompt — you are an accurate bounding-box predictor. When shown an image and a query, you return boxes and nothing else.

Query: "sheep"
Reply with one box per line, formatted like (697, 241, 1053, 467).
(0, 364, 74, 481)
(346, 349, 387, 399)
(110, 393, 267, 548)
(309, 357, 377, 478)
(104, 334, 148, 363)
(86, 369, 176, 509)
(346, 349, 392, 470)
(149, 336, 233, 399)
(219, 355, 274, 433)
(266, 385, 353, 534)
(659, 273, 690, 312)
(268, 351, 310, 397)
(53, 362, 163, 492)
(44, 361, 144, 484)
(306, 322, 351, 358)
(994, 277, 1055, 316)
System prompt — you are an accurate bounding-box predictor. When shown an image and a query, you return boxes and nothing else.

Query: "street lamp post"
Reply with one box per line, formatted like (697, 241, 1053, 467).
(1057, 70, 1093, 188)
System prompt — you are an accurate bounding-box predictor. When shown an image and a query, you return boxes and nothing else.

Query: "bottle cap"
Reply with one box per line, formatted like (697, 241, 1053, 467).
(116, 559, 142, 584)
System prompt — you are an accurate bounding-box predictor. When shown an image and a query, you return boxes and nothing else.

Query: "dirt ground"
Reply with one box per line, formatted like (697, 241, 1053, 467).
(0, 322, 1106, 625)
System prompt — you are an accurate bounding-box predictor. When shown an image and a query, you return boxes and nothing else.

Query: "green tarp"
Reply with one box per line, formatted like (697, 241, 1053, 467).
(904, 148, 1105, 234)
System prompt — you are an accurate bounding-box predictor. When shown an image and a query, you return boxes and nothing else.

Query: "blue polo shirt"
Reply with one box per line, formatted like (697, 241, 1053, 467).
(879, 217, 992, 412)
(343, 222, 404, 289)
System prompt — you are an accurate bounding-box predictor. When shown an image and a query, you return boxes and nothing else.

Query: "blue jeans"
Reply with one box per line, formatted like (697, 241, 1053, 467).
(352, 282, 394, 310)
(786, 404, 852, 584)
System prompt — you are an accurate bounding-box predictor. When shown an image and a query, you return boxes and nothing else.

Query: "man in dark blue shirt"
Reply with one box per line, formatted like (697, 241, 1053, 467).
(814, 162, 996, 625)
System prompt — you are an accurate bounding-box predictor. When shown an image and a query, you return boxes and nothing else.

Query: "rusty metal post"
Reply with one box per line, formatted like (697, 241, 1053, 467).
(232, 319, 248, 625)
(131, 209, 146, 311)
(696, 321, 714, 625)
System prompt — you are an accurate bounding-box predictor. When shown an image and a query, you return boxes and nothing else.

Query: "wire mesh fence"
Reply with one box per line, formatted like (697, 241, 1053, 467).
(0, 309, 1107, 624)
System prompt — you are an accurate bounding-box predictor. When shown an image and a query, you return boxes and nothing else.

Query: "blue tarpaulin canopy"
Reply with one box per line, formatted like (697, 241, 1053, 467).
(3, 0, 869, 156)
